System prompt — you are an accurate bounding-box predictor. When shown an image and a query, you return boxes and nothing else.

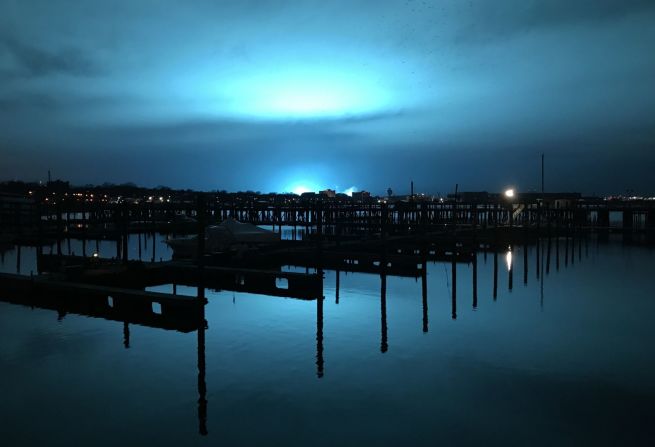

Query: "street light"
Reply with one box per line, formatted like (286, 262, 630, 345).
(504, 188, 515, 199)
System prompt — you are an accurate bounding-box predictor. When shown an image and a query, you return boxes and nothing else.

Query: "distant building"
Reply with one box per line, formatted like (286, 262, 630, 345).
(319, 189, 336, 198)
(447, 191, 490, 202)
(446, 191, 581, 207)
(351, 191, 371, 202)
(520, 192, 582, 208)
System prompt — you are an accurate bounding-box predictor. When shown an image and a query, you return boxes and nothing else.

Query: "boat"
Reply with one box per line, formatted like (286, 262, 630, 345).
(165, 218, 279, 258)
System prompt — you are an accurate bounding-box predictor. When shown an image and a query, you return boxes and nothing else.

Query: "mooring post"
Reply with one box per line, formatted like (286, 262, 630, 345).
(493, 250, 498, 301)
(197, 194, 206, 269)
(451, 255, 457, 319)
(197, 298, 207, 436)
(123, 322, 130, 349)
(56, 201, 62, 257)
(508, 246, 513, 291)
(316, 281, 325, 377)
(116, 236, 121, 260)
(571, 229, 575, 266)
(195, 194, 208, 431)
(536, 236, 540, 279)
(122, 204, 129, 264)
(36, 202, 43, 272)
(380, 271, 388, 352)
(546, 232, 552, 275)
(151, 203, 156, 262)
(316, 198, 323, 257)
(523, 230, 528, 286)
(151, 231, 156, 263)
(16, 244, 21, 274)
(453, 183, 459, 233)
(381, 201, 388, 242)
(472, 252, 478, 310)
(420, 262, 429, 332)
(556, 233, 560, 271)
(81, 199, 87, 257)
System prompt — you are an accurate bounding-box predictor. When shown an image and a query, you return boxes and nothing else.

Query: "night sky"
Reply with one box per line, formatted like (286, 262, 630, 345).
(1, 0, 654, 195)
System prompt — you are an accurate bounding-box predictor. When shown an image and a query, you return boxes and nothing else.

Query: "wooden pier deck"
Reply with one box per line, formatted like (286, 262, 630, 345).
(36, 254, 324, 300)
(0, 273, 203, 332)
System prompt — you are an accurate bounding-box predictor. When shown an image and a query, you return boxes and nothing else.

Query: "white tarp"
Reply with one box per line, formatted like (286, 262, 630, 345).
(166, 218, 278, 257)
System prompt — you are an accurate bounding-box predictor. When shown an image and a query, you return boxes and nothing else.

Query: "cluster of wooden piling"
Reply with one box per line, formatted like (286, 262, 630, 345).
(0, 198, 604, 438)
(4, 194, 655, 249)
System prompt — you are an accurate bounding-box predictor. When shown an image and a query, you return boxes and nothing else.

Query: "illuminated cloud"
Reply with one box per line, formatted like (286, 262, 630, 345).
(341, 187, 357, 197)
(217, 67, 394, 120)
(1, 1, 654, 193)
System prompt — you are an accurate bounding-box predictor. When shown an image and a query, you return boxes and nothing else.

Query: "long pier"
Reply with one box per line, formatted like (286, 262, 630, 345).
(1, 192, 652, 340)
(4, 194, 655, 244)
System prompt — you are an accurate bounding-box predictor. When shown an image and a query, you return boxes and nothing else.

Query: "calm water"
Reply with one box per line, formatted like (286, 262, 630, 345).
(1, 235, 654, 446)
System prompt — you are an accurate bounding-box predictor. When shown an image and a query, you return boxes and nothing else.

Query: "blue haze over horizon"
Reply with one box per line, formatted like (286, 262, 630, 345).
(1, 0, 654, 195)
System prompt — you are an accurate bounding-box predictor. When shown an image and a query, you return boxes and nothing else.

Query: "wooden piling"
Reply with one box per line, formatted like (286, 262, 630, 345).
(380, 272, 388, 352)
(451, 256, 457, 319)
(472, 253, 477, 310)
(422, 263, 428, 332)
(493, 250, 498, 300)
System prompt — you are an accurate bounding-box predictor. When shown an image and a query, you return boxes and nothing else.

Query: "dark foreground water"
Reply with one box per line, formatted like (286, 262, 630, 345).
(1, 236, 654, 446)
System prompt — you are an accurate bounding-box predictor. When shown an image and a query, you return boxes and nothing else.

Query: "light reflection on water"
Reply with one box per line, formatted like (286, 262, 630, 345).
(0, 233, 174, 275)
(0, 235, 654, 446)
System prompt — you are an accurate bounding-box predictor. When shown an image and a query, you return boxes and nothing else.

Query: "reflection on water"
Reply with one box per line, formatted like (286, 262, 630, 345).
(0, 233, 174, 275)
(1, 235, 655, 446)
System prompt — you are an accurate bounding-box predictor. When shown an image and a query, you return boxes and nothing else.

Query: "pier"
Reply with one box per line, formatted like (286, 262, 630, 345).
(2, 190, 653, 325)
(3, 190, 655, 243)
(1, 190, 653, 338)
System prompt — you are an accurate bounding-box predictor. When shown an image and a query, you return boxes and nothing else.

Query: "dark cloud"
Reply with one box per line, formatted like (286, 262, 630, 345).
(0, 0, 654, 194)
(97, 110, 405, 141)
(0, 92, 57, 111)
(0, 91, 129, 114)
(456, 0, 655, 43)
(0, 34, 99, 79)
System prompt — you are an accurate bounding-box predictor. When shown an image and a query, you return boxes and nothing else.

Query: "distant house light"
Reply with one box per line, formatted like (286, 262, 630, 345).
(504, 188, 515, 198)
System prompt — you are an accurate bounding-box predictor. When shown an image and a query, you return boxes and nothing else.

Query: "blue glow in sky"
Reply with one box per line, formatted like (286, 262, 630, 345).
(219, 67, 395, 119)
(1, 1, 655, 194)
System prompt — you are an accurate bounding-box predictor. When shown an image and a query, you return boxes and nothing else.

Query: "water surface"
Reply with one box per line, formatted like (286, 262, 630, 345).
(1, 236, 653, 446)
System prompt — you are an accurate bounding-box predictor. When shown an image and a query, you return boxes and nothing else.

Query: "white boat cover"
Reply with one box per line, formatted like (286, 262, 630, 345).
(165, 218, 278, 257)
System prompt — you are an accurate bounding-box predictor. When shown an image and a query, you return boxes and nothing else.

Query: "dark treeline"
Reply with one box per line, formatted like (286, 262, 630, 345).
(0, 180, 362, 204)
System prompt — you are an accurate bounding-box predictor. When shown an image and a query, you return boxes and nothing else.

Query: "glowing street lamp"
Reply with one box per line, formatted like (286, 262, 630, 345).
(504, 188, 515, 199)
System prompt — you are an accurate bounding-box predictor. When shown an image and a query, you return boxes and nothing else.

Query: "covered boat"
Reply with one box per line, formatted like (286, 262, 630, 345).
(165, 218, 279, 258)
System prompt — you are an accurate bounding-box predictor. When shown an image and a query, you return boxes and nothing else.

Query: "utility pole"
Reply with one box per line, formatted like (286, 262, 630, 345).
(541, 153, 545, 195)
(540, 153, 545, 229)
